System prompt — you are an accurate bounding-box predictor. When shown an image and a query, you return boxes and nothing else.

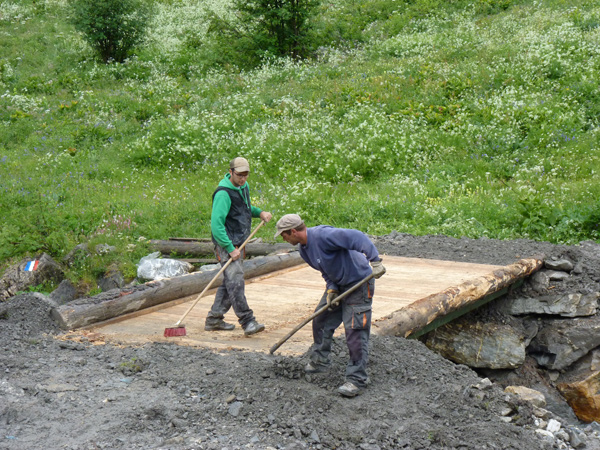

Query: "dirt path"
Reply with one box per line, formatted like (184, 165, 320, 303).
(2, 233, 600, 449)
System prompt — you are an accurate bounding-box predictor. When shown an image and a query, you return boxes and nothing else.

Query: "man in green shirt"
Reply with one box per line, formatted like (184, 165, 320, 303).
(205, 157, 272, 336)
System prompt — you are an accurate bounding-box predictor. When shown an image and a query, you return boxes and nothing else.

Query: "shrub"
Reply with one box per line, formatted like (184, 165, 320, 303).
(69, 0, 151, 63)
(207, 0, 319, 68)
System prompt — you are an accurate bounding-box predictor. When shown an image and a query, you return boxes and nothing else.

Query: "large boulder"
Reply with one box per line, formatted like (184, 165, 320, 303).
(49, 279, 79, 305)
(423, 320, 530, 369)
(558, 373, 600, 423)
(0, 253, 64, 301)
(97, 263, 125, 292)
(554, 349, 600, 424)
(528, 316, 600, 370)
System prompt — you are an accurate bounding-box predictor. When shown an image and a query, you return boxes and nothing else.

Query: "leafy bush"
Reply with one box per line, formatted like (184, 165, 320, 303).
(70, 0, 151, 63)
(207, 0, 320, 68)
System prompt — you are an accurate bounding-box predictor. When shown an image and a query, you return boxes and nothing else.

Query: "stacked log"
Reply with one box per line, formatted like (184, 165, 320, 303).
(52, 251, 303, 330)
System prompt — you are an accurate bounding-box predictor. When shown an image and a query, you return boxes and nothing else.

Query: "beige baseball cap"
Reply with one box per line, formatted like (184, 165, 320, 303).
(230, 157, 250, 172)
(274, 214, 304, 238)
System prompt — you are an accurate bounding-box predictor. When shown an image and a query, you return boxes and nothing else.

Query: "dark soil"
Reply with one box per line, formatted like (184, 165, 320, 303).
(2, 233, 600, 450)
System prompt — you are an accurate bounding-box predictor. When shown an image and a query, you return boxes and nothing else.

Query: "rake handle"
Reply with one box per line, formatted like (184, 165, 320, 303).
(269, 273, 374, 354)
(173, 220, 266, 327)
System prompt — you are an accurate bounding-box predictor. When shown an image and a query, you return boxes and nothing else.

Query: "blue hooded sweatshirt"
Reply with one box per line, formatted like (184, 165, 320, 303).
(299, 225, 381, 291)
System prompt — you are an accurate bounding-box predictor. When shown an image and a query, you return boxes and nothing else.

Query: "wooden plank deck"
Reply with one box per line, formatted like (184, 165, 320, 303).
(77, 256, 502, 355)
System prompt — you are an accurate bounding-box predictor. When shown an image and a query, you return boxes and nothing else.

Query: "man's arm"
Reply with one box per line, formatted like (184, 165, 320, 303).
(251, 205, 262, 218)
(211, 191, 235, 253)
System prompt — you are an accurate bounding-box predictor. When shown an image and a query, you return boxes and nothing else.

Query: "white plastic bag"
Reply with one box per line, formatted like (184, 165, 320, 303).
(137, 252, 193, 280)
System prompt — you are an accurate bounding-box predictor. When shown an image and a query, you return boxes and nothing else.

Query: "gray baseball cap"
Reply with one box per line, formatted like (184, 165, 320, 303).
(274, 214, 304, 238)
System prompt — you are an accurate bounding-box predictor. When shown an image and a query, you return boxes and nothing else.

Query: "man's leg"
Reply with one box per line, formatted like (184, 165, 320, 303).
(309, 290, 343, 369)
(341, 279, 374, 390)
(206, 246, 254, 328)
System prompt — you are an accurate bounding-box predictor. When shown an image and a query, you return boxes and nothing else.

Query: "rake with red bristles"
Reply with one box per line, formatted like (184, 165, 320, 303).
(164, 220, 266, 337)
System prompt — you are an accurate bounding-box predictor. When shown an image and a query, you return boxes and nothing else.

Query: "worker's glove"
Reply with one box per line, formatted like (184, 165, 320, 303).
(326, 289, 339, 309)
(370, 260, 386, 279)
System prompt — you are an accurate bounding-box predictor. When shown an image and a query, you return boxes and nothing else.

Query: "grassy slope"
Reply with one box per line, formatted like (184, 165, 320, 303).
(1, 0, 599, 287)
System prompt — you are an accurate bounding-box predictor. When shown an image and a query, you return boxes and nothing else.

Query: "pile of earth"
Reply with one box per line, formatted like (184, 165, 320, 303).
(1, 232, 600, 450)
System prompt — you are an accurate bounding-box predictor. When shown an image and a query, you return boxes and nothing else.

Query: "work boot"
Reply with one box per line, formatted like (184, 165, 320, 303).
(304, 361, 329, 374)
(204, 320, 235, 331)
(243, 320, 265, 336)
(337, 381, 362, 398)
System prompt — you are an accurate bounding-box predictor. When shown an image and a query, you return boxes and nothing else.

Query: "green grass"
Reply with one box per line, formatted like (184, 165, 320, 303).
(1, 0, 599, 291)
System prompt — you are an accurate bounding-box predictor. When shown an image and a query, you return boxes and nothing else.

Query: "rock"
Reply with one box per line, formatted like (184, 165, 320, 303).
(529, 271, 550, 293)
(545, 259, 574, 272)
(533, 407, 552, 419)
(170, 418, 188, 428)
(528, 316, 600, 370)
(505, 386, 546, 408)
(97, 264, 125, 292)
(423, 321, 526, 369)
(546, 270, 570, 281)
(474, 378, 493, 390)
(49, 279, 78, 305)
(567, 428, 587, 448)
(548, 371, 560, 382)
(535, 428, 555, 444)
(95, 244, 116, 255)
(309, 430, 320, 443)
(62, 243, 91, 266)
(0, 253, 64, 301)
(228, 401, 242, 417)
(504, 292, 599, 317)
(558, 371, 600, 423)
(556, 430, 570, 442)
(58, 341, 86, 351)
(546, 418, 561, 433)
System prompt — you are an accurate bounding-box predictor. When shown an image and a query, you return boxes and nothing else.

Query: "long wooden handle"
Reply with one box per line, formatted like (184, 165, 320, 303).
(173, 220, 266, 327)
(269, 273, 374, 354)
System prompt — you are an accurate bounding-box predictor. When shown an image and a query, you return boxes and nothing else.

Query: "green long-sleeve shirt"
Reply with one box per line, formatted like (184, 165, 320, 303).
(211, 174, 262, 253)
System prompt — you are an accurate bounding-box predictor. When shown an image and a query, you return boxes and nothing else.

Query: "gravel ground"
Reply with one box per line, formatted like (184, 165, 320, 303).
(2, 233, 600, 450)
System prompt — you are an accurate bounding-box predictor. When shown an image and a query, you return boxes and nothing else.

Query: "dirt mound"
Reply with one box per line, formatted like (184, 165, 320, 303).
(0, 293, 62, 338)
(0, 332, 544, 449)
(2, 233, 600, 449)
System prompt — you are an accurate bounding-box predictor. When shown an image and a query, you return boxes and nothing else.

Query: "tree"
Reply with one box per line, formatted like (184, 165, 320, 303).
(70, 0, 151, 63)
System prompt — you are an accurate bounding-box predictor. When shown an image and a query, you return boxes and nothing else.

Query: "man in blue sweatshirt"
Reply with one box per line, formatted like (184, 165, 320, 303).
(205, 157, 272, 336)
(274, 214, 386, 397)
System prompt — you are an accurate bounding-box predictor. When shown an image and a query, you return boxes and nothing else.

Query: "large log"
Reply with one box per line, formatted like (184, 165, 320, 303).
(52, 252, 304, 330)
(375, 257, 543, 338)
(149, 239, 295, 257)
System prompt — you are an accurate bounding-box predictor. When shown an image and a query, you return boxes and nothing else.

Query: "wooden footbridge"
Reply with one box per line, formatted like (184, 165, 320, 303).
(55, 253, 542, 356)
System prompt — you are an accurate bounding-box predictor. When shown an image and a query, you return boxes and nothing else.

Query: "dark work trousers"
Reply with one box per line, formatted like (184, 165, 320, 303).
(205, 245, 255, 327)
(310, 278, 374, 387)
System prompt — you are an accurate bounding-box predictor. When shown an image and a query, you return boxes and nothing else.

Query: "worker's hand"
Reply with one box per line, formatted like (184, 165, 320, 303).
(326, 289, 339, 309)
(229, 248, 241, 261)
(260, 211, 273, 223)
(370, 260, 386, 279)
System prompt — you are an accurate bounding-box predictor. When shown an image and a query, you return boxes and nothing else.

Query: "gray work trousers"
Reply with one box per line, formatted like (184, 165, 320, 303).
(310, 278, 374, 387)
(205, 245, 255, 327)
